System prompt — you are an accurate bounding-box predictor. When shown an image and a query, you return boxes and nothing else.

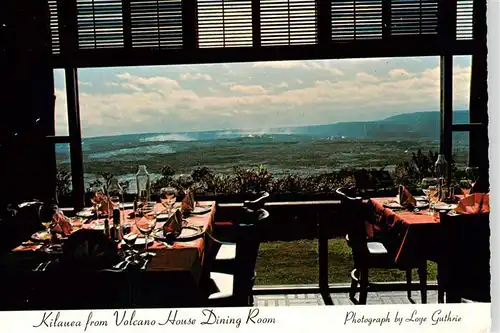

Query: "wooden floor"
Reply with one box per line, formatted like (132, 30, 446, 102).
(254, 290, 439, 306)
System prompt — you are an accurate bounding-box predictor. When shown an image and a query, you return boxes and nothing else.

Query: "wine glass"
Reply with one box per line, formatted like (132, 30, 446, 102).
(90, 185, 106, 217)
(38, 203, 57, 239)
(135, 203, 157, 257)
(465, 167, 480, 188)
(38, 203, 59, 251)
(178, 174, 194, 193)
(459, 179, 472, 196)
(160, 187, 178, 214)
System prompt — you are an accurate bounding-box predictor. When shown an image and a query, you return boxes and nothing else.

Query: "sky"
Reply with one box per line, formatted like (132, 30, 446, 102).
(54, 56, 472, 138)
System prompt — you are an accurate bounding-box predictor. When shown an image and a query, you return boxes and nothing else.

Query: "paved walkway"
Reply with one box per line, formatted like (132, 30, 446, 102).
(254, 290, 439, 306)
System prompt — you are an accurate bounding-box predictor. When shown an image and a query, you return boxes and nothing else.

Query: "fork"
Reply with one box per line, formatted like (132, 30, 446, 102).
(140, 259, 150, 270)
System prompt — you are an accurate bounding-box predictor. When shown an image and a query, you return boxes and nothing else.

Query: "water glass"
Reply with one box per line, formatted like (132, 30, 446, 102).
(136, 203, 157, 257)
(160, 187, 178, 214)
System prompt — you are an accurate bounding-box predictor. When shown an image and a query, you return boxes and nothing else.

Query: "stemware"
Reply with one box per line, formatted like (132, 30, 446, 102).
(459, 179, 472, 196)
(465, 167, 480, 188)
(160, 187, 178, 214)
(421, 177, 438, 197)
(38, 203, 59, 251)
(427, 185, 438, 215)
(135, 203, 157, 257)
(90, 185, 106, 218)
(38, 203, 57, 239)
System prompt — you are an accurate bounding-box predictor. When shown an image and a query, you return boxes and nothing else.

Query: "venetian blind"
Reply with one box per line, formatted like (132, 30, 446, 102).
(76, 0, 124, 49)
(260, 0, 317, 46)
(48, 0, 61, 54)
(130, 0, 183, 48)
(390, 0, 439, 36)
(197, 0, 253, 48)
(456, 0, 473, 40)
(331, 0, 383, 40)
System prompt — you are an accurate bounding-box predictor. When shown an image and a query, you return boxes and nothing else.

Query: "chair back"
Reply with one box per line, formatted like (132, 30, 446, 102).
(242, 191, 269, 211)
(0, 200, 43, 253)
(336, 187, 370, 255)
(233, 208, 269, 300)
(439, 212, 490, 302)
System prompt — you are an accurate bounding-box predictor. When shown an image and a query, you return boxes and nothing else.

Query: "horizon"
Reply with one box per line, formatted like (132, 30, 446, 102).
(80, 109, 468, 140)
(54, 56, 472, 138)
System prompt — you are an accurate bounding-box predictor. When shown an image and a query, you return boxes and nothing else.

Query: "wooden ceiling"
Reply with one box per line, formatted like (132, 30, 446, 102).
(42, 0, 481, 68)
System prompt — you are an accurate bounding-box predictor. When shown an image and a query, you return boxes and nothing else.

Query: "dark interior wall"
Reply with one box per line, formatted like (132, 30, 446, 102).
(0, 0, 56, 208)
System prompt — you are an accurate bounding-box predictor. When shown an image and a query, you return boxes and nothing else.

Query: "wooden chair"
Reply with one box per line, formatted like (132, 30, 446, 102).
(336, 187, 427, 304)
(214, 191, 269, 228)
(202, 208, 269, 306)
(438, 212, 490, 303)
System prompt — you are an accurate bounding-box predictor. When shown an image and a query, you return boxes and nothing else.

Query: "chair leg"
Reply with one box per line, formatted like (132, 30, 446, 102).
(349, 269, 358, 299)
(358, 268, 369, 305)
(417, 266, 427, 304)
(437, 264, 445, 303)
(405, 269, 412, 300)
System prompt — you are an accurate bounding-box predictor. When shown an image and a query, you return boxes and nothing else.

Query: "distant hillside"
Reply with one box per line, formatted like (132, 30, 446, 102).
(82, 110, 469, 143)
(279, 110, 469, 140)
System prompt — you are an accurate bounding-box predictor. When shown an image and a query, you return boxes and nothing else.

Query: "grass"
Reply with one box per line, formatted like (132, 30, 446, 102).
(255, 238, 438, 285)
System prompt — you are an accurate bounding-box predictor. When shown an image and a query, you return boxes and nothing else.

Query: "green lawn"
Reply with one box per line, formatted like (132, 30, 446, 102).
(255, 238, 437, 285)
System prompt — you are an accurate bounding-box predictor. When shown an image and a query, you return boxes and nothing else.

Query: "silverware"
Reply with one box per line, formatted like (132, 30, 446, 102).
(41, 261, 53, 272)
(140, 259, 150, 270)
(33, 262, 45, 272)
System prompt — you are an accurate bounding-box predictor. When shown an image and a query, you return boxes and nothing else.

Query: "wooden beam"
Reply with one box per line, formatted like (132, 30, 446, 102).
(451, 123, 486, 132)
(49, 38, 475, 69)
(251, 0, 261, 47)
(317, 0, 331, 46)
(65, 68, 85, 211)
(182, 0, 198, 49)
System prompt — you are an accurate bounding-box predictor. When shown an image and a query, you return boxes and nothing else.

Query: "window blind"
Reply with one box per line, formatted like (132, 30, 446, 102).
(260, 0, 317, 46)
(331, 0, 383, 40)
(197, 0, 253, 48)
(390, 0, 439, 36)
(130, 0, 183, 49)
(456, 0, 473, 40)
(48, 0, 61, 54)
(76, 0, 125, 49)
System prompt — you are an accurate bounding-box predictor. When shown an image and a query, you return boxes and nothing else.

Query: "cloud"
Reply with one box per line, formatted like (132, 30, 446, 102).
(356, 72, 381, 84)
(230, 84, 267, 95)
(180, 73, 213, 81)
(389, 69, 414, 79)
(53, 59, 472, 137)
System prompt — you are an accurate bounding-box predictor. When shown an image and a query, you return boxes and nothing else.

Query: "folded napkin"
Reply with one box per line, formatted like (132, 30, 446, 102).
(181, 189, 195, 213)
(52, 211, 73, 236)
(455, 193, 490, 214)
(397, 185, 417, 208)
(163, 209, 182, 238)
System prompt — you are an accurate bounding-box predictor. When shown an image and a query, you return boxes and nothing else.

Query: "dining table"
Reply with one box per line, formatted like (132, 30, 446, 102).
(368, 197, 460, 267)
(0, 201, 216, 310)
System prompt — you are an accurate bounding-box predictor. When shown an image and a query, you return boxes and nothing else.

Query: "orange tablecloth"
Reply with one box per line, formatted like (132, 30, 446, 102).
(369, 197, 441, 266)
(13, 201, 216, 283)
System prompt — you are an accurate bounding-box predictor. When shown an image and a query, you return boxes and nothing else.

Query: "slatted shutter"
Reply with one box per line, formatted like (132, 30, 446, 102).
(76, 0, 124, 49)
(390, 0, 439, 36)
(260, 0, 317, 46)
(48, 0, 61, 54)
(331, 0, 383, 40)
(130, 0, 183, 49)
(197, 0, 253, 48)
(456, 0, 473, 40)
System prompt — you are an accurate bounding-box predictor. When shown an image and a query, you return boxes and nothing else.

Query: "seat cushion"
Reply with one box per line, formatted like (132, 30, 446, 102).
(208, 272, 234, 300)
(216, 243, 236, 261)
(366, 241, 388, 255)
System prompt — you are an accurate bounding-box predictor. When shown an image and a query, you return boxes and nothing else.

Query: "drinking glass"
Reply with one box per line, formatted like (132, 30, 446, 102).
(90, 186, 106, 217)
(136, 203, 157, 257)
(38, 203, 57, 239)
(465, 167, 480, 188)
(459, 179, 472, 196)
(428, 185, 438, 215)
(121, 223, 138, 255)
(160, 187, 178, 214)
(178, 174, 194, 193)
